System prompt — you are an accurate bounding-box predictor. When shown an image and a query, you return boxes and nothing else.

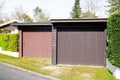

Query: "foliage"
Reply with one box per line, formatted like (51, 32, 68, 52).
(70, 0, 81, 18)
(81, 0, 98, 18)
(107, 13, 120, 67)
(0, 34, 19, 52)
(33, 6, 49, 22)
(71, 0, 98, 19)
(81, 11, 98, 18)
(0, 1, 4, 23)
(107, 0, 120, 14)
(0, 34, 9, 50)
(0, 54, 116, 80)
(12, 6, 33, 22)
(22, 14, 33, 22)
(0, 29, 11, 33)
(7, 34, 19, 52)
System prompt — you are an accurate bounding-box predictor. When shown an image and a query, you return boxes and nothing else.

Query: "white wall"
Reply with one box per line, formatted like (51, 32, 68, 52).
(11, 29, 18, 34)
(0, 47, 19, 57)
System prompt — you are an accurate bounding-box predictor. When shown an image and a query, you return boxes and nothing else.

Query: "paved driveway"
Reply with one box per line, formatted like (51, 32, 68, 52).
(0, 63, 58, 80)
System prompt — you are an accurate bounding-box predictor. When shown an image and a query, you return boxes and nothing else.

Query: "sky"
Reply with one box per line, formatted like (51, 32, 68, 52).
(0, 0, 108, 19)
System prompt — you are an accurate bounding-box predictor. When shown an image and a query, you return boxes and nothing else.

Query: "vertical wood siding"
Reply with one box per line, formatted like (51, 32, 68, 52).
(22, 30, 52, 58)
(57, 29, 106, 66)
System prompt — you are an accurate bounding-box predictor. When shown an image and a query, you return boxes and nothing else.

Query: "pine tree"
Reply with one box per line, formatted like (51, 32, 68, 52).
(70, 0, 81, 18)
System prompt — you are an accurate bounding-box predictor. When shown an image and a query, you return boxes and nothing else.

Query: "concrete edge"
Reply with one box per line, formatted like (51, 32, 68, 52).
(106, 59, 120, 79)
(0, 62, 60, 80)
(0, 47, 19, 57)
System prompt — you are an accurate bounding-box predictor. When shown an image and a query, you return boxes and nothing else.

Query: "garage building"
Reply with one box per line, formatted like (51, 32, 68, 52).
(11, 22, 52, 58)
(51, 19, 107, 66)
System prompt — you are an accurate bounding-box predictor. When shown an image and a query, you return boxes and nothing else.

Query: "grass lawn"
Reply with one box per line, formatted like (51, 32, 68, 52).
(0, 54, 117, 80)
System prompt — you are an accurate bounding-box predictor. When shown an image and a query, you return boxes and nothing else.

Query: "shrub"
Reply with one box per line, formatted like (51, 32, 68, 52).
(0, 34, 9, 50)
(0, 34, 19, 52)
(107, 13, 120, 67)
(7, 34, 19, 52)
(0, 34, 2, 47)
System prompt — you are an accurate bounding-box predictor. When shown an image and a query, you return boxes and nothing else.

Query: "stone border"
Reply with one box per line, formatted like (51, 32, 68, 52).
(106, 59, 120, 79)
(0, 47, 19, 57)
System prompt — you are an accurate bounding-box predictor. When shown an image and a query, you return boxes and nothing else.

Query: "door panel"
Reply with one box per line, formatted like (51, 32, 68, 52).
(23, 31, 52, 58)
(57, 29, 106, 66)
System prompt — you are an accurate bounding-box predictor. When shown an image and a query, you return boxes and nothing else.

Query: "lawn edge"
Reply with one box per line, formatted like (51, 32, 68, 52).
(0, 62, 60, 80)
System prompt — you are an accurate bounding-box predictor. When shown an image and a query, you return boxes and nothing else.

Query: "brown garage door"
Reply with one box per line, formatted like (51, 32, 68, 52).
(23, 30, 52, 58)
(57, 29, 106, 66)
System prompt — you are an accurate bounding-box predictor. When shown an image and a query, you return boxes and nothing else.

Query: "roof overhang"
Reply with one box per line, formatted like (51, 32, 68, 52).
(51, 18, 107, 23)
(10, 22, 52, 27)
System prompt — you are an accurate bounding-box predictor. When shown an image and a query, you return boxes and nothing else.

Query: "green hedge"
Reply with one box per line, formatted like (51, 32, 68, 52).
(0, 34, 19, 52)
(107, 13, 120, 68)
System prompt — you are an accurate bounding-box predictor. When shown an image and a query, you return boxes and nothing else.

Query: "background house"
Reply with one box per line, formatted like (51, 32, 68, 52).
(0, 20, 21, 34)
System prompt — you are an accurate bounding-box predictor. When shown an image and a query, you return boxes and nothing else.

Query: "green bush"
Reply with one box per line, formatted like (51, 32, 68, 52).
(7, 34, 19, 52)
(0, 34, 2, 47)
(0, 34, 19, 52)
(0, 29, 11, 33)
(107, 13, 120, 67)
(0, 34, 9, 50)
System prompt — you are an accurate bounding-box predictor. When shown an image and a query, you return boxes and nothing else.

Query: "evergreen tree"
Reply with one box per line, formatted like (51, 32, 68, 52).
(70, 0, 81, 18)
(107, 13, 120, 67)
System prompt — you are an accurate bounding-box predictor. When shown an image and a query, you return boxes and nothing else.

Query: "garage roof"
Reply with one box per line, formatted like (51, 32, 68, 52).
(10, 19, 107, 27)
(10, 22, 52, 27)
(51, 18, 107, 23)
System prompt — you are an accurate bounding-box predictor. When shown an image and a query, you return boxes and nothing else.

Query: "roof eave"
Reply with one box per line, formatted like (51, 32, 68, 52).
(10, 22, 52, 27)
(51, 18, 108, 23)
